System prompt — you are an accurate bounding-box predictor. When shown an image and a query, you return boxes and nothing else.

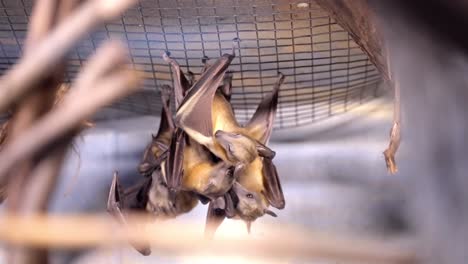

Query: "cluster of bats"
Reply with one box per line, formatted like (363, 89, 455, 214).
(107, 45, 286, 255)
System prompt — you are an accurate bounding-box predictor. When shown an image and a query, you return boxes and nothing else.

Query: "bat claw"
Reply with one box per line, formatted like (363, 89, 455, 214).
(162, 51, 173, 63)
(277, 72, 284, 79)
(159, 84, 173, 101)
(232, 38, 240, 55)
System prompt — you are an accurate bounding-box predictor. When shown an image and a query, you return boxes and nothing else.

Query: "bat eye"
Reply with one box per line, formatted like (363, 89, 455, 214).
(246, 193, 254, 199)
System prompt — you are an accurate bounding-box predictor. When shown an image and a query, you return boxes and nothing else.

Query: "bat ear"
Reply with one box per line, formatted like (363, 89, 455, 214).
(228, 187, 240, 207)
(264, 209, 277, 217)
(224, 192, 236, 218)
(256, 141, 275, 159)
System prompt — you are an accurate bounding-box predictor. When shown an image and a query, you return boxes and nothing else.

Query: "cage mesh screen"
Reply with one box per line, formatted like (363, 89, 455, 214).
(0, 0, 381, 129)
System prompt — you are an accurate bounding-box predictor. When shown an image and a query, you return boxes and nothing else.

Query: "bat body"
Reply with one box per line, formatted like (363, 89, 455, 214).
(204, 73, 286, 237)
(107, 85, 198, 256)
(163, 53, 239, 199)
(175, 52, 276, 166)
(163, 48, 286, 236)
(181, 137, 236, 200)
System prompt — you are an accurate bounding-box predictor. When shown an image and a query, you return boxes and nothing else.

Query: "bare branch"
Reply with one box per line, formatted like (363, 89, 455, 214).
(0, 0, 138, 113)
(0, 213, 417, 264)
(0, 42, 142, 183)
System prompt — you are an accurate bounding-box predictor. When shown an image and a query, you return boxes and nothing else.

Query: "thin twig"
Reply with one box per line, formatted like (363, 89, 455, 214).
(383, 44, 402, 175)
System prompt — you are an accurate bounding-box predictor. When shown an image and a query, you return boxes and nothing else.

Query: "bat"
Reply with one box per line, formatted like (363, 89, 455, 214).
(164, 46, 286, 236)
(174, 43, 278, 166)
(107, 171, 152, 255)
(107, 85, 198, 255)
(204, 73, 286, 237)
(163, 53, 239, 200)
(138, 84, 174, 176)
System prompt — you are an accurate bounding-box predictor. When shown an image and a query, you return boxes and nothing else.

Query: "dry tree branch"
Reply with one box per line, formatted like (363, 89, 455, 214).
(0, 0, 138, 113)
(6, 1, 64, 262)
(383, 45, 402, 175)
(0, 213, 418, 264)
(6, 0, 62, 205)
(18, 146, 68, 213)
(0, 1, 139, 263)
(0, 42, 142, 184)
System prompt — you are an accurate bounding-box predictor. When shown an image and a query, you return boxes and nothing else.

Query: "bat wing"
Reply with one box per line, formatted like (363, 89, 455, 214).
(262, 157, 285, 209)
(107, 172, 127, 222)
(138, 144, 169, 176)
(139, 85, 174, 176)
(107, 172, 152, 256)
(163, 52, 193, 108)
(176, 53, 235, 141)
(220, 71, 233, 101)
(246, 73, 285, 144)
(124, 177, 153, 210)
(165, 128, 186, 191)
(156, 84, 175, 136)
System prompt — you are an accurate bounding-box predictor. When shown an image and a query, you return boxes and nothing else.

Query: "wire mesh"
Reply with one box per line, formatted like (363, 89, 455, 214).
(0, 0, 381, 129)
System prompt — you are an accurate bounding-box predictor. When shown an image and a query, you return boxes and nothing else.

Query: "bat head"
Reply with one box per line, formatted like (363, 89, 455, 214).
(138, 139, 168, 176)
(214, 130, 257, 164)
(231, 182, 270, 222)
(201, 162, 236, 198)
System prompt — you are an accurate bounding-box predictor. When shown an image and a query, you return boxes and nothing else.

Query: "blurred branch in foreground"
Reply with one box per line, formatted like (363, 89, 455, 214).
(0, 213, 418, 264)
(0, 0, 141, 263)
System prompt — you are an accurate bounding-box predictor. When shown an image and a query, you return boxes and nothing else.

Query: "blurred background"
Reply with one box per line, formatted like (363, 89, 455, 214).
(0, 0, 426, 263)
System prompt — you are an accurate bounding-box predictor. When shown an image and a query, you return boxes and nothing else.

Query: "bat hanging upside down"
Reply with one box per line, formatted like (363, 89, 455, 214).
(106, 59, 241, 254)
(163, 52, 241, 201)
(107, 44, 287, 255)
(163, 45, 286, 237)
(107, 85, 198, 255)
